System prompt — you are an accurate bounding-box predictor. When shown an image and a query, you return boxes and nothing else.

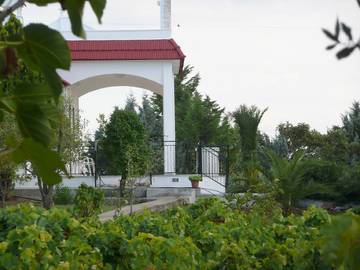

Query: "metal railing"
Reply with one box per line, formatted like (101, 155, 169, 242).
(197, 144, 230, 190)
(149, 141, 229, 190)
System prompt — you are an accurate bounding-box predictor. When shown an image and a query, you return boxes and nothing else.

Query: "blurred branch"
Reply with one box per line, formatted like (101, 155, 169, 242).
(0, 0, 25, 22)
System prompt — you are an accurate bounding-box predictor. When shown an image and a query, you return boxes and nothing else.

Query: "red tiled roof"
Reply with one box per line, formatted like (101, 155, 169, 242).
(68, 39, 185, 72)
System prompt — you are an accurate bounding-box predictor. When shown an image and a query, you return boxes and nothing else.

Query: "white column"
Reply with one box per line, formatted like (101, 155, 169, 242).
(162, 63, 176, 174)
(160, 0, 171, 31)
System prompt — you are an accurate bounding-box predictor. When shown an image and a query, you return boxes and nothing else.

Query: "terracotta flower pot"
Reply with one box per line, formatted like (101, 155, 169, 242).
(191, 181, 199, 188)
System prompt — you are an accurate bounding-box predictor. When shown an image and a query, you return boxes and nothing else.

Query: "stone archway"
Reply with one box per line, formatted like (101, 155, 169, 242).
(65, 73, 163, 111)
(61, 61, 177, 174)
(56, 27, 184, 176)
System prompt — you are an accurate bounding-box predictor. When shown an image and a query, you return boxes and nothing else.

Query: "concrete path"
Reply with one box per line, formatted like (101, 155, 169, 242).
(99, 196, 191, 222)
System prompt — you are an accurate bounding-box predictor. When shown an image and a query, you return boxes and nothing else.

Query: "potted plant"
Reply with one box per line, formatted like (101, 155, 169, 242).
(189, 175, 202, 188)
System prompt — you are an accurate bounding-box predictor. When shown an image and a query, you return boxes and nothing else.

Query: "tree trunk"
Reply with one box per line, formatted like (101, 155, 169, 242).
(119, 177, 126, 198)
(37, 177, 54, 209)
(0, 171, 13, 207)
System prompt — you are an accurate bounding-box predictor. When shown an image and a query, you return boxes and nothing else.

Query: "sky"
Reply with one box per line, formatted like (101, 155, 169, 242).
(21, 0, 360, 137)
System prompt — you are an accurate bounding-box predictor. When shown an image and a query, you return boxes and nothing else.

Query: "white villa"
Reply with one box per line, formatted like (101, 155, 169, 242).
(15, 0, 226, 195)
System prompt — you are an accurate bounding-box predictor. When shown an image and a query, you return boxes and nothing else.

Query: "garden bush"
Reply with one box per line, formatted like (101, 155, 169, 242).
(0, 197, 358, 269)
(73, 184, 104, 218)
(53, 184, 73, 205)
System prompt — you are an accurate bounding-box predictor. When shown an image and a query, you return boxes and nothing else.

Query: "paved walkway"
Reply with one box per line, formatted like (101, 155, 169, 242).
(99, 196, 190, 222)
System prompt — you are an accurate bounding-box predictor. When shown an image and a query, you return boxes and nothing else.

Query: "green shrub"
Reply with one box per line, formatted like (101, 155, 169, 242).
(0, 204, 106, 269)
(53, 184, 73, 205)
(73, 184, 104, 218)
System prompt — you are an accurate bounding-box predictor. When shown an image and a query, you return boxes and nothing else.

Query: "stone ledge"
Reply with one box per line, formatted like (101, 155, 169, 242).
(99, 196, 192, 222)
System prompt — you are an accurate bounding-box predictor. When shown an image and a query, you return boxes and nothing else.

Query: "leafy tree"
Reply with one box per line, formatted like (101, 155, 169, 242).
(27, 96, 86, 209)
(0, 113, 19, 206)
(269, 134, 289, 158)
(151, 66, 224, 145)
(0, 0, 106, 185)
(336, 163, 360, 201)
(150, 66, 227, 173)
(342, 101, 360, 141)
(45, 98, 85, 208)
(323, 0, 360, 59)
(87, 114, 109, 177)
(319, 126, 350, 164)
(139, 94, 162, 141)
(124, 93, 138, 114)
(101, 108, 149, 196)
(277, 122, 323, 156)
(342, 101, 360, 163)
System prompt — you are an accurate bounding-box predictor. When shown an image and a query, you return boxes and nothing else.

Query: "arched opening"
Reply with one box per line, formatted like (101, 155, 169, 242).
(64, 72, 176, 176)
(66, 73, 163, 102)
(79, 86, 155, 134)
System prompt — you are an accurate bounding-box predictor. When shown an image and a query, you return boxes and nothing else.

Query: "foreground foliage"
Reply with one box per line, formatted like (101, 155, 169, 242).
(0, 198, 358, 269)
(0, 0, 106, 186)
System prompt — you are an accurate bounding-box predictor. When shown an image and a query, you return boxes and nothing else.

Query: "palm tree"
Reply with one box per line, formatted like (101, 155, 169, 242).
(233, 105, 268, 187)
(233, 105, 267, 162)
(265, 150, 328, 213)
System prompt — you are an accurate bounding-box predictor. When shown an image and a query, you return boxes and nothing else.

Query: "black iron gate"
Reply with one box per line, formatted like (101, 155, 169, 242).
(149, 141, 229, 190)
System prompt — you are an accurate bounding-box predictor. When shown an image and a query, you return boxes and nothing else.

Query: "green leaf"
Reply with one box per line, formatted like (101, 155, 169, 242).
(0, 49, 5, 74)
(322, 29, 338, 43)
(16, 102, 53, 146)
(12, 82, 54, 101)
(40, 101, 60, 128)
(0, 98, 16, 113)
(16, 24, 71, 97)
(2, 82, 60, 147)
(26, 0, 57, 6)
(336, 46, 356, 60)
(335, 19, 340, 40)
(12, 139, 66, 185)
(89, 0, 106, 23)
(19, 24, 70, 70)
(42, 68, 64, 99)
(326, 44, 337, 50)
(341, 22, 353, 41)
(66, 0, 86, 38)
